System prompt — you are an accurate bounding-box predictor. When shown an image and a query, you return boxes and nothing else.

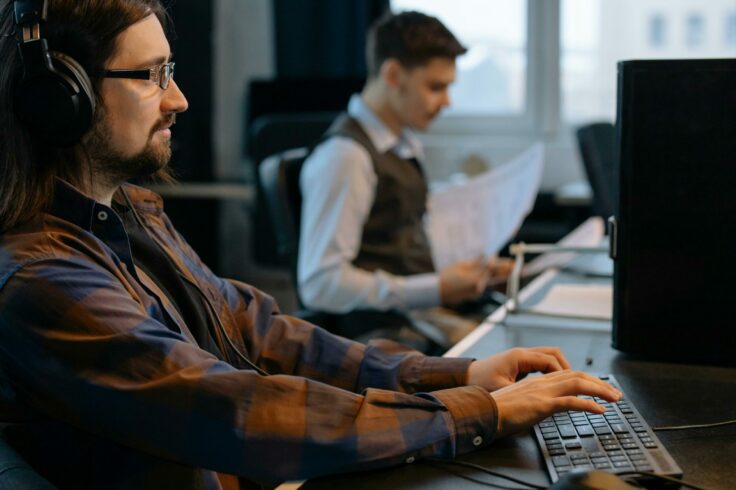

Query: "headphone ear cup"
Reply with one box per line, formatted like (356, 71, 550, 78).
(51, 51, 96, 119)
(14, 51, 95, 147)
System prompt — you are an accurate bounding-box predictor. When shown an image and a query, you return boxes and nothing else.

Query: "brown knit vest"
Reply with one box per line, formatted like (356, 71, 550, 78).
(324, 114, 435, 275)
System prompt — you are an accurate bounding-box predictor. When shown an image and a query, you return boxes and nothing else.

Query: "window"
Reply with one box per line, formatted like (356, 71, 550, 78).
(649, 14, 666, 47)
(561, 0, 736, 123)
(685, 13, 705, 48)
(726, 12, 736, 47)
(387, 1, 736, 135)
(391, 0, 527, 117)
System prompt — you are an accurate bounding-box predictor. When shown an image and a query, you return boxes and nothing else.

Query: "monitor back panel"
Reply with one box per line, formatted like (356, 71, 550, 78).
(613, 59, 736, 365)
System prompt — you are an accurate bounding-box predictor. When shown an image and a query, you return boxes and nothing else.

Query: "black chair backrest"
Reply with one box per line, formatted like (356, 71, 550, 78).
(576, 122, 616, 218)
(249, 112, 338, 267)
(258, 147, 310, 284)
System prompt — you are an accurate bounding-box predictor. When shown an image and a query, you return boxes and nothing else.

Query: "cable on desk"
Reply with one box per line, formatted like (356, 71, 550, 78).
(652, 418, 736, 432)
(617, 471, 716, 490)
(423, 458, 546, 489)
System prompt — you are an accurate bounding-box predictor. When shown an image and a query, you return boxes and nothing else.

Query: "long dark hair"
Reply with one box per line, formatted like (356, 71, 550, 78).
(0, 0, 167, 233)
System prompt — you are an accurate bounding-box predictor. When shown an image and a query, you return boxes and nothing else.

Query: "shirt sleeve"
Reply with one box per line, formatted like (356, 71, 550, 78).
(0, 258, 497, 483)
(298, 137, 441, 313)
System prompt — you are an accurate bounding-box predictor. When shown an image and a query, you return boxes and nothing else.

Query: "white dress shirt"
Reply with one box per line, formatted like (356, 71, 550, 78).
(298, 95, 440, 313)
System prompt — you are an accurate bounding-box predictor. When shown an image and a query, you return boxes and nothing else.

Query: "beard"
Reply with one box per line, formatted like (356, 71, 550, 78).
(83, 108, 176, 187)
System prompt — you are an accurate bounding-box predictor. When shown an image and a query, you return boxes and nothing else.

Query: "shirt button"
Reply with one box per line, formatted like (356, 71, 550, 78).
(473, 436, 483, 447)
(97, 210, 108, 221)
(405, 456, 416, 464)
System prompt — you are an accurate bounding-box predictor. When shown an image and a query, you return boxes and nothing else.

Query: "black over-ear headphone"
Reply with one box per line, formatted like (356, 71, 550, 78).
(13, 0, 95, 147)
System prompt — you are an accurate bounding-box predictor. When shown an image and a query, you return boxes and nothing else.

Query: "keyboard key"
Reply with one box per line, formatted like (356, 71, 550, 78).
(595, 427, 612, 435)
(570, 454, 588, 461)
(610, 424, 629, 433)
(576, 425, 595, 437)
(610, 454, 628, 462)
(543, 432, 560, 440)
(552, 455, 571, 467)
(558, 425, 577, 438)
(643, 441, 658, 449)
(622, 443, 639, 450)
(549, 448, 566, 456)
(565, 442, 582, 450)
(594, 462, 612, 469)
(613, 461, 633, 468)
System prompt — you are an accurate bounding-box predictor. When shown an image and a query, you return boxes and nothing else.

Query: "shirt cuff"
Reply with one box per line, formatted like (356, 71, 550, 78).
(401, 273, 441, 310)
(433, 385, 498, 454)
(400, 355, 473, 392)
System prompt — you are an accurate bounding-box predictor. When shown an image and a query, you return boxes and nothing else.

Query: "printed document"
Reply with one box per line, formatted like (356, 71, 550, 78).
(426, 143, 544, 270)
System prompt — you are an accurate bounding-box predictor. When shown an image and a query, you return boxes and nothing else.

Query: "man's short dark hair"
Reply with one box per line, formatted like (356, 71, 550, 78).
(366, 11, 467, 77)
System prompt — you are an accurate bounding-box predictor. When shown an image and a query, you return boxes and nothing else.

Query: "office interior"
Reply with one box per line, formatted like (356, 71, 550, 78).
(154, 2, 736, 487)
(164, 0, 736, 314)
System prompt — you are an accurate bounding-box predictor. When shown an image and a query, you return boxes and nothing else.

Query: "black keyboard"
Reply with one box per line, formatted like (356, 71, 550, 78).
(533, 375, 682, 484)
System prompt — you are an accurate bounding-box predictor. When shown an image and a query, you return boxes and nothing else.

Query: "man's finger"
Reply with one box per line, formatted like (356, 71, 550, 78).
(551, 396, 606, 415)
(528, 347, 571, 370)
(518, 351, 564, 374)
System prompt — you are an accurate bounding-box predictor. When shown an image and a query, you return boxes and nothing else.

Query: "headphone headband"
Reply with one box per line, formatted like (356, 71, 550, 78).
(13, 0, 96, 147)
(14, 0, 46, 27)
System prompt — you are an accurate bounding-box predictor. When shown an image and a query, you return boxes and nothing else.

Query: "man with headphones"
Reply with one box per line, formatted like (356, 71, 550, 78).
(0, 1, 620, 488)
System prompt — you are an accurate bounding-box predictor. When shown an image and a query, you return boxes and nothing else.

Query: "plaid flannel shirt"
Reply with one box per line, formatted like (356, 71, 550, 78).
(0, 179, 497, 489)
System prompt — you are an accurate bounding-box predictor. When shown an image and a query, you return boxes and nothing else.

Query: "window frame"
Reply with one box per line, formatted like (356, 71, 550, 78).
(425, 0, 562, 137)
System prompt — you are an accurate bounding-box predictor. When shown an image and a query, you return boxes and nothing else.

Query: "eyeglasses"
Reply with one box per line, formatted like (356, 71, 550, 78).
(103, 62, 176, 90)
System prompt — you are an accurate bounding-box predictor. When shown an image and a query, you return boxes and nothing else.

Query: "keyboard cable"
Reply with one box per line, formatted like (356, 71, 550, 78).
(424, 459, 718, 490)
(652, 418, 736, 431)
(423, 458, 546, 489)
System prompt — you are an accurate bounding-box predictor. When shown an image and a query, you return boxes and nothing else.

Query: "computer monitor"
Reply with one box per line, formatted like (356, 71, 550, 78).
(611, 58, 736, 366)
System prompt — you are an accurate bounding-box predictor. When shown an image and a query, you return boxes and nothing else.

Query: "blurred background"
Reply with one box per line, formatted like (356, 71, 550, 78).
(160, 0, 736, 312)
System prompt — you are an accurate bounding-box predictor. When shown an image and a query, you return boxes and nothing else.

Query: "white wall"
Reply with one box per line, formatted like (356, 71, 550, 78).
(213, 0, 275, 180)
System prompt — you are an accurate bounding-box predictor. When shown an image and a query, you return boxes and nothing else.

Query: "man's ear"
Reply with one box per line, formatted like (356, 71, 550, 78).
(380, 58, 405, 88)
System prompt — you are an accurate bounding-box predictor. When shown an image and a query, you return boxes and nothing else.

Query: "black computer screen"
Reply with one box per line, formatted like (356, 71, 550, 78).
(613, 58, 736, 365)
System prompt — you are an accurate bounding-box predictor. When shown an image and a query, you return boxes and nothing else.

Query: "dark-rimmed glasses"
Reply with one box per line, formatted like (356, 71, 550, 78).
(103, 62, 175, 90)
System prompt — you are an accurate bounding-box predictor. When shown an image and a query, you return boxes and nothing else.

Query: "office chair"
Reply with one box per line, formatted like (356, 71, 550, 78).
(258, 149, 447, 352)
(575, 122, 617, 219)
(249, 112, 341, 267)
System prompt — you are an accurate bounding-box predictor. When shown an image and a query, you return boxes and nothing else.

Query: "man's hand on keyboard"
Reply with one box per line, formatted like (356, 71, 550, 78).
(490, 370, 622, 438)
(467, 346, 571, 391)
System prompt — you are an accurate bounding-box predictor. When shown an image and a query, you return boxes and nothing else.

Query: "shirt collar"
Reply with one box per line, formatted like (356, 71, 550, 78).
(347, 94, 424, 160)
(50, 178, 165, 231)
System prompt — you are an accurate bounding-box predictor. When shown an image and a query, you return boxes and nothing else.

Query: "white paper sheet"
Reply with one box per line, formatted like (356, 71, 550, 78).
(426, 143, 545, 269)
(524, 283, 613, 320)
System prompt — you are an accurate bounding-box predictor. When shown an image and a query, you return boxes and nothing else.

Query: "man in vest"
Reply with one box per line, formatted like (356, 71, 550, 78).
(298, 11, 511, 344)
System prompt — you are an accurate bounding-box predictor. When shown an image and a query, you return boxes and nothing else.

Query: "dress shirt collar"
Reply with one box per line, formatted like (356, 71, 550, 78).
(347, 94, 424, 160)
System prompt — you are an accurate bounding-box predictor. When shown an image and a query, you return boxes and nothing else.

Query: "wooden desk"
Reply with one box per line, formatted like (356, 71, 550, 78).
(301, 268, 736, 490)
